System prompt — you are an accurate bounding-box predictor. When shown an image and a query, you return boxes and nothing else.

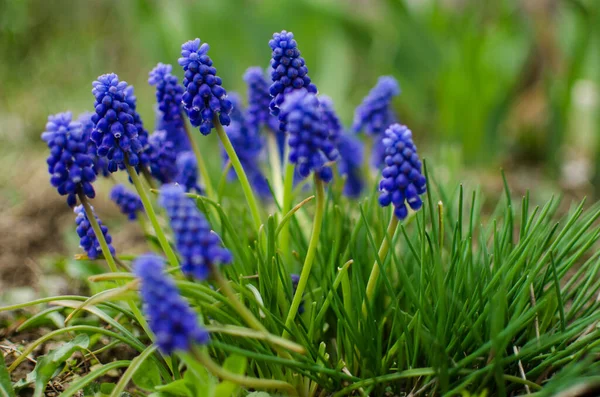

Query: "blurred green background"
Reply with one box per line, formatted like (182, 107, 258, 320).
(0, 0, 599, 288)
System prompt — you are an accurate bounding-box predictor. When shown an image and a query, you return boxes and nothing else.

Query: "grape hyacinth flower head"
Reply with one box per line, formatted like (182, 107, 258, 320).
(159, 184, 232, 279)
(42, 112, 96, 207)
(74, 204, 115, 259)
(79, 112, 110, 177)
(178, 38, 233, 135)
(227, 92, 245, 124)
(268, 30, 317, 122)
(319, 95, 342, 145)
(244, 66, 278, 132)
(378, 124, 426, 220)
(223, 113, 270, 199)
(90, 74, 144, 171)
(110, 184, 143, 221)
(134, 254, 209, 354)
(176, 151, 203, 194)
(337, 133, 365, 198)
(148, 130, 178, 184)
(352, 76, 400, 136)
(124, 85, 151, 167)
(279, 91, 338, 182)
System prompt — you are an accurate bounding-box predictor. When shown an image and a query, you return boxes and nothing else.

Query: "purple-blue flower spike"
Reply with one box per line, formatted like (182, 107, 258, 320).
(148, 130, 178, 184)
(176, 151, 203, 194)
(90, 74, 145, 172)
(74, 204, 115, 259)
(124, 85, 151, 167)
(279, 92, 338, 182)
(268, 30, 317, 126)
(134, 253, 209, 354)
(352, 76, 400, 136)
(42, 112, 96, 207)
(148, 63, 189, 152)
(110, 184, 144, 221)
(79, 112, 110, 177)
(319, 95, 342, 146)
(244, 67, 279, 132)
(378, 124, 426, 220)
(178, 38, 233, 135)
(158, 184, 232, 280)
(337, 133, 365, 198)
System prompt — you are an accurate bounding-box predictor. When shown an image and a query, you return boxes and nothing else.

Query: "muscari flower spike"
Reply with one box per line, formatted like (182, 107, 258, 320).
(337, 133, 365, 198)
(319, 95, 342, 145)
(175, 151, 203, 194)
(279, 91, 338, 182)
(42, 112, 96, 207)
(90, 74, 144, 172)
(378, 124, 426, 220)
(244, 66, 279, 133)
(269, 30, 317, 124)
(79, 112, 110, 177)
(352, 76, 400, 136)
(74, 204, 115, 259)
(178, 38, 233, 135)
(149, 63, 189, 152)
(134, 253, 209, 354)
(148, 130, 178, 184)
(110, 184, 143, 221)
(223, 97, 270, 199)
(159, 184, 232, 279)
(124, 85, 151, 167)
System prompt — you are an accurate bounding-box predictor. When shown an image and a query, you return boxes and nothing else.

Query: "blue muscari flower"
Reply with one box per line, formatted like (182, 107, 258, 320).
(148, 130, 178, 184)
(79, 112, 110, 177)
(90, 74, 144, 172)
(42, 112, 96, 207)
(178, 38, 233, 135)
(352, 76, 400, 136)
(222, 104, 271, 199)
(227, 92, 245, 124)
(337, 133, 365, 198)
(291, 274, 305, 314)
(319, 96, 342, 145)
(244, 67, 279, 133)
(74, 204, 115, 259)
(159, 184, 232, 279)
(279, 92, 338, 182)
(110, 184, 143, 221)
(268, 30, 317, 123)
(149, 63, 189, 152)
(176, 151, 203, 194)
(124, 85, 151, 167)
(378, 124, 426, 220)
(134, 253, 209, 354)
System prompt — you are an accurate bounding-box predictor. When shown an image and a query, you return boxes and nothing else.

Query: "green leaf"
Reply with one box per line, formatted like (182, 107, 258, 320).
(0, 352, 16, 397)
(178, 352, 215, 397)
(60, 360, 130, 397)
(31, 334, 90, 397)
(245, 393, 272, 397)
(214, 355, 247, 397)
(155, 379, 193, 396)
(132, 354, 162, 391)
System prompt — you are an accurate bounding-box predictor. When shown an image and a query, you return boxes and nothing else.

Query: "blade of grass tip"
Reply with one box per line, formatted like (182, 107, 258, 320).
(60, 360, 132, 397)
(109, 345, 158, 397)
(550, 252, 566, 333)
(275, 195, 316, 236)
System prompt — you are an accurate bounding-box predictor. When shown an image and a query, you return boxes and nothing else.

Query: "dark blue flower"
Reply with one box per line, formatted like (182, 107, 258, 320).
(227, 92, 245, 124)
(134, 253, 209, 354)
(222, 108, 271, 199)
(337, 133, 365, 198)
(74, 204, 115, 259)
(42, 112, 96, 207)
(149, 63, 189, 152)
(244, 67, 279, 132)
(291, 274, 305, 314)
(268, 30, 317, 124)
(378, 124, 426, 220)
(148, 130, 178, 184)
(319, 96, 342, 145)
(352, 76, 400, 136)
(178, 38, 233, 135)
(124, 85, 151, 167)
(110, 184, 143, 221)
(79, 112, 110, 177)
(176, 151, 203, 194)
(159, 184, 232, 279)
(90, 74, 145, 172)
(279, 92, 338, 182)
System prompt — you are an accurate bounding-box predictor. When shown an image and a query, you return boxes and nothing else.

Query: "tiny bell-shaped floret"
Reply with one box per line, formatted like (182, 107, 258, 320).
(148, 130, 179, 184)
(74, 205, 115, 259)
(377, 124, 426, 220)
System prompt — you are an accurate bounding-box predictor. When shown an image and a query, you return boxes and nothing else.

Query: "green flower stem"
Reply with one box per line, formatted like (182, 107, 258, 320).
(77, 192, 153, 339)
(214, 117, 262, 231)
(279, 162, 296, 257)
(212, 267, 292, 358)
(125, 160, 179, 267)
(283, 175, 326, 339)
(267, 131, 284, 204)
(78, 192, 118, 274)
(188, 347, 298, 396)
(183, 120, 215, 199)
(362, 213, 399, 316)
(141, 166, 157, 190)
